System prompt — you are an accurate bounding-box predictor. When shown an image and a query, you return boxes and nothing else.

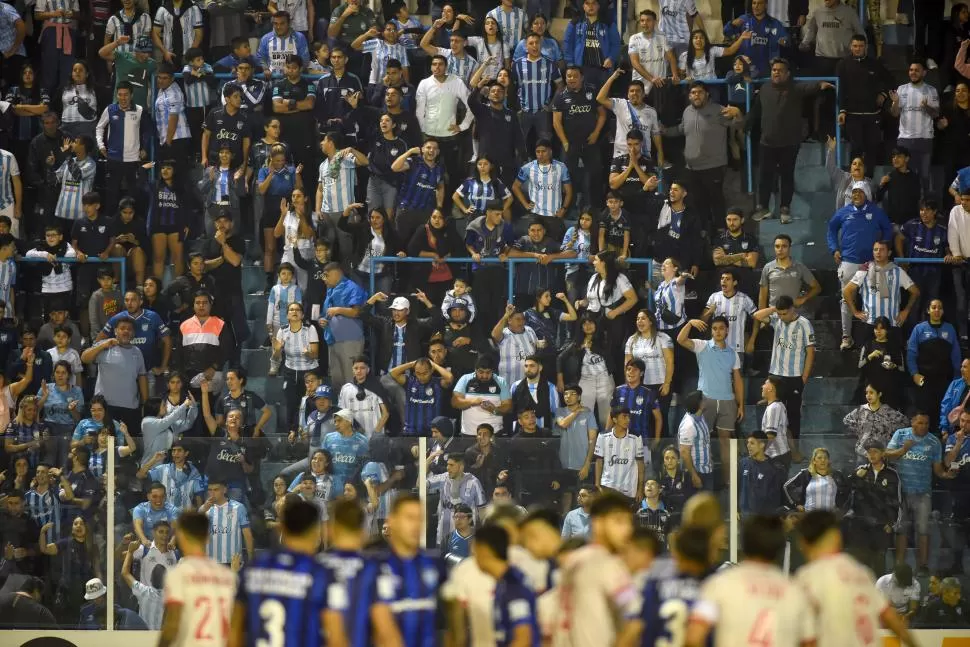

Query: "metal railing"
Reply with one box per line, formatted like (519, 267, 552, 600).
(17, 256, 128, 296)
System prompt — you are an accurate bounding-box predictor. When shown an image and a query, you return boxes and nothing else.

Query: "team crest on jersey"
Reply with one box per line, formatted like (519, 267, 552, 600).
(882, 479, 888, 486)
(237, 121, 244, 129)
(425, 387, 433, 396)
(585, 92, 593, 100)
(866, 213, 873, 220)
(142, 323, 149, 331)
(943, 332, 950, 340)
(98, 226, 105, 233)
(423, 567, 438, 587)
(489, 386, 496, 393)
(636, 396, 644, 405)
(400, 123, 408, 131)
(390, 148, 399, 156)
(741, 241, 749, 249)
(505, 115, 512, 122)
(935, 237, 941, 244)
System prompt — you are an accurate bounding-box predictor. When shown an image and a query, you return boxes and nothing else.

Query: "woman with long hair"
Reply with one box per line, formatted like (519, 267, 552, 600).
(625, 308, 675, 422)
(0, 351, 34, 440)
(525, 287, 578, 383)
(89, 424, 136, 478)
(512, 14, 563, 62)
(6, 63, 50, 164)
(40, 515, 102, 625)
(678, 29, 745, 99)
(939, 82, 970, 201)
(468, 15, 509, 79)
(577, 250, 638, 375)
(5, 396, 47, 469)
(856, 316, 905, 408)
(407, 208, 460, 306)
(561, 210, 594, 302)
(71, 395, 122, 452)
(159, 372, 187, 415)
(147, 160, 190, 279)
(655, 257, 692, 394)
(274, 187, 315, 292)
(783, 447, 851, 513)
(56, 61, 98, 138)
(259, 146, 303, 289)
(142, 276, 174, 326)
(844, 383, 910, 460)
(452, 155, 513, 236)
(339, 205, 404, 295)
(826, 135, 878, 210)
(264, 474, 290, 534)
(367, 114, 407, 219)
(557, 312, 614, 430)
(0, 455, 32, 495)
(38, 360, 84, 465)
(944, 3, 970, 88)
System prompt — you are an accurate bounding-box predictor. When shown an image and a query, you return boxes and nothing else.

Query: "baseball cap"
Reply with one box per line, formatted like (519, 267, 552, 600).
(390, 296, 410, 311)
(84, 578, 107, 600)
(334, 408, 354, 422)
(864, 438, 886, 451)
(312, 385, 332, 400)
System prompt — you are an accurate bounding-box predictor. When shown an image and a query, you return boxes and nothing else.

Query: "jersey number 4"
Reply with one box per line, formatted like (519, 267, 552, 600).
(747, 609, 776, 647)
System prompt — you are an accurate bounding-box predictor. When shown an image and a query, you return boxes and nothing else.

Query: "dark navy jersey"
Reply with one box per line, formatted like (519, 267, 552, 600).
(639, 571, 704, 647)
(493, 566, 539, 647)
(355, 550, 443, 647)
(319, 548, 368, 645)
(236, 549, 345, 647)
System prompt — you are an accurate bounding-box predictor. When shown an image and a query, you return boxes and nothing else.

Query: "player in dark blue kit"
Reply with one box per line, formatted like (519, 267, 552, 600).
(473, 524, 540, 647)
(320, 498, 372, 646)
(229, 498, 350, 647)
(631, 524, 712, 646)
(356, 492, 444, 647)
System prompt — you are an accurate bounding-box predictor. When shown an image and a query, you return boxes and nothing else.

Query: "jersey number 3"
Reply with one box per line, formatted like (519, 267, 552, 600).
(656, 599, 688, 647)
(257, 599, 287, 647)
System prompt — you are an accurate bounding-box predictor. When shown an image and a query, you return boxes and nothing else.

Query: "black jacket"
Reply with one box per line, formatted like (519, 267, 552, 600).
(746, 80, 823, 147)
(361, 305, 433, 373)
(510, 378, 559, 425)
(876, 168, 922, 226)
(848, 461, 901, 527)
(836, 55, 894, 114)
(783, 468, 852, 512)
(337, 213, 403, 272)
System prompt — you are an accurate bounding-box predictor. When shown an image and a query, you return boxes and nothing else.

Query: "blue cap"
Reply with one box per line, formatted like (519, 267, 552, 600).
(313, 385, 332, 399)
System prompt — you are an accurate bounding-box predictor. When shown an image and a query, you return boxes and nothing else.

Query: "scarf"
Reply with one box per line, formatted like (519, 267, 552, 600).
(866, 262, 895, 298)
(164, 0, 186, 57)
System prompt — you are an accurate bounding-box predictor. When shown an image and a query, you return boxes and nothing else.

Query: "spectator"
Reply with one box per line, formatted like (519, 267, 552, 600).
(890, 61, 939, 195)
(506, 408, 562, 508)
(608, 359, 662, 446)
(757, 233, 821, 310)
(941, 359, 970, 435)
(577, 250, 638, 374)
(886, 411, 951, 574)
(563, 0, 619, 88)
(561, 487, 592, 539)
(554, 384, 597, 511)
(553, 66, 606, 211)
(598, 70, 663, 167)
(677, 390, 713, 491)
(97, 288, 172, 380)
(657, 446, 695, 517)
(0, 576, 56, 629)
(943, 415, 970, 567)
(712, 208, 760, 293)
(748, 59, 832, 223)
(846, 439, 901, 575)
(557, 313, 612, 430)
(759, 377, 791, 468)
(135, 440, 204, 510)
(445, 503, 474, 561)
(287, 449, 334, 511)
(877, 147, 922, 230)
(723, 0, 789, 78)
(120, 541, 165, 629)
(453, 355, 512, 438)
(832, 33, 893, 165)
(783, 446, 851, 513)
(80, 316, 148, 433)
(907, 298, 961, 428)
(428, 453, 486, 548)
(826, 183, 893, 350)
(844, 384, 910, 460)
(38, 516, 101, 624)
(320, 262, 367, 390)
(739, 430, 785, 516)
(58, 445, 102, 520)
(624, 309, 674, 425)
(508, 219, 574, 306)
(512, 139, 574, 243)
(510, 355, 559, 432)
(876, 563, 921, 619)
(937, 82, 970, 203)
(856, 316, 905, 409)
(895, 199, 950, 327)
(627, 10, 679, 90)
(507, 32, 559, 151)
(199, 478, 254, 565)
(336, 357, 389, 438)
(132, 482, 179, 548)
(0, 488, 40, 573)
(918, 577, 969, 627)
(151, 0, 203, 69)
(843, 242, 920, 341)
(702, 269, 756, 363)
(657, 0, 703, 56)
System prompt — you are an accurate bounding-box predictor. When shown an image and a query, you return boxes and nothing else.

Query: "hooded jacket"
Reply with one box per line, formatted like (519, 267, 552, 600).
(826, 199, 893, 263)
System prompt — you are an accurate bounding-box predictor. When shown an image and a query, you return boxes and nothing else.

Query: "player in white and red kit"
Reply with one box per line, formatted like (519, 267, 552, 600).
(795, 510, 919, 647)
(553, 491, 641, 647)
(157, 511, 238, 647)
(685, 515, 816, 647)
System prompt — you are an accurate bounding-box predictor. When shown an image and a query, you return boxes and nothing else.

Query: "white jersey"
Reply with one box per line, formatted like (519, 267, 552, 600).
(762, 400, 790, 457)
(442, 557, 496, 647)
(795, 553, 889, 647)
(553, 544, 639, 647)
(705, 290, 756, 353)
(162, 555, 237, 647)
(692, 561, 816, 647)
(896, 82, 939, 140)
(594, 430, 644, 498)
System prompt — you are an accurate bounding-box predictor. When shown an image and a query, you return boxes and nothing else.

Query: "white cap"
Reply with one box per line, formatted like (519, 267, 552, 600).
(84, 578, 107, 600)
(334, 408, 354, 422)
(390, 297, 410, 311)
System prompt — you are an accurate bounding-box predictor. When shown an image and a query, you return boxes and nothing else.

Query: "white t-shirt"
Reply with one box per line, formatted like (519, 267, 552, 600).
(162, 555, 237, 647)
(704, 290, 755, 353)
(692, 561, 815, 647)
(875, 573, 920, 614)
(795, 553, 889, 647)
(762, 401, 790, 457)
(628, 31, 671, 85)
(585, 272, 634, 312)
(442, 557, 496, 647)
(609, 98, 661, 159)
(678, 46, 725, 80)
(594, 430, 644, 498)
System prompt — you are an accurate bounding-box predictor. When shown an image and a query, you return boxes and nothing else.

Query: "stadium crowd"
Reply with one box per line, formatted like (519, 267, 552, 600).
(0, 0, 967, 639)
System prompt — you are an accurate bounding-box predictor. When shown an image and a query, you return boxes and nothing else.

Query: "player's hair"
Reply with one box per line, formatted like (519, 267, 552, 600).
(475, 524, 510, 561)
(519, 507, 560, 531)
(178, 511, 210, 541)
(148, 481, 166, 494)
(281, 498, 322, 536)
(672, 525, 711, 565)
(710, 315, 729, 329)
(630, 527, 664, 555)
(796, 510, 839, 546)
(486, 503, 525, 526)
(681, 492, 723, 530)
(774, 295, 795, 310)
(391, 491, 421, 515)
(741, 515, 786, 561)
(589, 491, 632, 518)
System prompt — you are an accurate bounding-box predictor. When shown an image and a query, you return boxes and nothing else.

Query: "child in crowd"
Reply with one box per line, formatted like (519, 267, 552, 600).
(181, 47, 215, 146)
(213, 36, 258, 72)
(26, 225, 76, 318)
(87, 268, 122, 343)
(440, 277, 476, 322)
(47, 324, 83, 387)
(293, 237, 330, 317)
(37, 307, 83, 352)
(110, 197, 148, 287)
(598, 192, 631, 262)
(725, 55, 752, 172)
(308, 41, 332, 76)
(71, 192, 115, 340)
(266, 261, 303, 359)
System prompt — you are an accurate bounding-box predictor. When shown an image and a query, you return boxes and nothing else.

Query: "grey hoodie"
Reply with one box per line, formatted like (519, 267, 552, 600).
(802, 1, 864, 59)
(670, 101, 737, 170)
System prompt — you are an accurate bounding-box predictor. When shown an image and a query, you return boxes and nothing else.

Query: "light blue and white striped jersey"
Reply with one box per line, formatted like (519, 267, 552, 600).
(152, 3, 203, 54)
(761, 400, 790, 457)
(131, 581, 164, 630)
(181, 63, 213, 108)
(804, 474, 837, 511)
(848, 264, 914, 326)
(497, 326, 539, 385)
(0, 259, 16, 304)
(257, 30, 311, 74)
(392, 16, 424, 49)
(515, 159, 571, 217)
(435, 46, 479, 85)
(677, 412, 712, 474)
(896, 82, 939, 140)
(267, 281, 303, 327)
(26, 487, 60, 538)
(276, 323, 320, 372)
(147, 462, 204, 510)
(154, 83, 191, 141)
(25, 243, 75, 293)
(655, 279, 686, 331)
(658, 0, 698, 45)
(105, 10, 153, 54)
(272, 0, 309, 32)
(0, 149, 19, 210)
(360, 461, 394, 525)
(512, 55, 559, 113)
(362, 38, 409, 85)
(317, 155, 357, 213)
(704, 290, 756, 353)
(205, 498, 250, 564)
(467, 36, 510, 79)
(767, 313, 815, 378)
(560, 226, 591, 276)
(36, 0, 77, 25)
(54, 156, 97, 220)
(487, 5, 527, 50)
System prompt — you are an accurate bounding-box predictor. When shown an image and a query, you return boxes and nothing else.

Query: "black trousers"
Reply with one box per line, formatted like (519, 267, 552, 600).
(757, 144, 799, 210)
(565, 140, 604, 210)
(108, 405, 143, 439)
(769, 374, 804, 439)
(720, 0, 746, 25)
(473, 264, 508, 332)
(686, 166, 726, 234)
(282, 366, 311, 430)
(105, 160, 141, 215)
(844, 113, 883, 166)
(913, 0, 946, 62)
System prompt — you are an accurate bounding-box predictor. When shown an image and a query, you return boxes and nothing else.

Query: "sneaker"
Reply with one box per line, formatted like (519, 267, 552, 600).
(927, 58, 939, 70)
(780, 207, 792, 224)
(840, 336, 853, 351)
(751, 206, 773, 222)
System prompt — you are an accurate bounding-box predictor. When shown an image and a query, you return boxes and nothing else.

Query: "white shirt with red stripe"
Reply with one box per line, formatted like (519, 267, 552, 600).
(691, 560, 816, 647)
(795, 552, 889, 647)
(162, 555, 237, 647)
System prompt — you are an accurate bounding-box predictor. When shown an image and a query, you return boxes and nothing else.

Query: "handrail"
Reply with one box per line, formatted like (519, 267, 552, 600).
(17, 256, 128, 296)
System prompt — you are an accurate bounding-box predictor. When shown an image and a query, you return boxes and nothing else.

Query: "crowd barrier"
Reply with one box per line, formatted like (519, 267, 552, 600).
(17, 256, 128, 297)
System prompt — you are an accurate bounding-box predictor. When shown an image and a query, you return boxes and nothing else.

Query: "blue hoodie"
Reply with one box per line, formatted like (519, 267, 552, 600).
(563, 19, 619, 67)
(826, 200, 893, 263)
(723, 13, 789, 78)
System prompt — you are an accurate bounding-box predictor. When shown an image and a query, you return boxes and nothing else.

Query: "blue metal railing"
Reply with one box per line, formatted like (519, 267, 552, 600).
(18, 256, 128, 296)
